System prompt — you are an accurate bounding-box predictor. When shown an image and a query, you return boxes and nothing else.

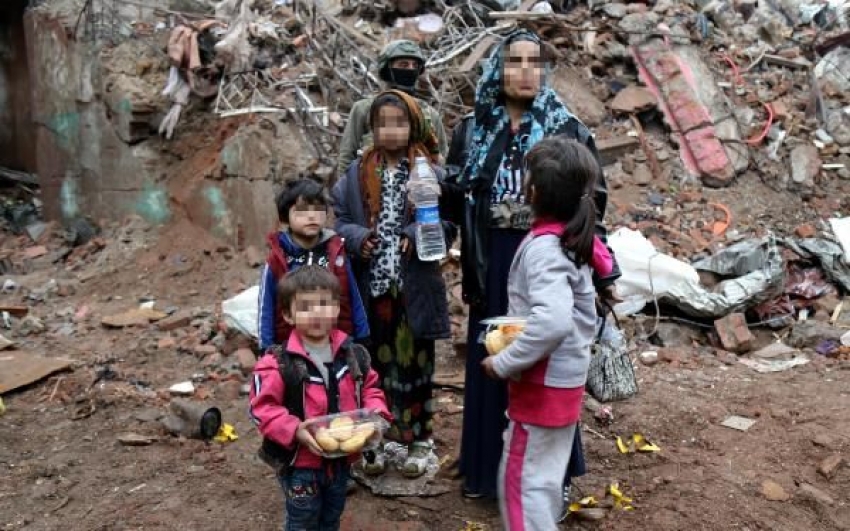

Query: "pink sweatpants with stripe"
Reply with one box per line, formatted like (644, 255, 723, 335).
(498, 421, 577, 531)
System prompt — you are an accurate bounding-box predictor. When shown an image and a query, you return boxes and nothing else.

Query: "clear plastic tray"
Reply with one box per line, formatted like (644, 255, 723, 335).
(302, 409, 389, 459)
(481, 316, 526, 355)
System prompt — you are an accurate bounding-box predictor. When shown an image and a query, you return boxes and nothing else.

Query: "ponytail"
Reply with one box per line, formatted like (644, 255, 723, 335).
(560, 194, 597, 266)
(525, 136, 601, 266)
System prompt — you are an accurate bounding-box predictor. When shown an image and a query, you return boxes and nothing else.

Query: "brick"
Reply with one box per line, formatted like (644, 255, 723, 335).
(158, 336, 177, 350)
(818, 454, 845, 480)
(714, 313, 754, 353)
(234, 348, 257, 375)
(193, 344, 218, 358)
(157, 311, 192, 332)
(794, 223, 817, 239)
(23, 245, 48, 259)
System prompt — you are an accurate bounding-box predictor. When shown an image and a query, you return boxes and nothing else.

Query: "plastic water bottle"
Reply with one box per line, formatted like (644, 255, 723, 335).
(410, 156, 446, 261)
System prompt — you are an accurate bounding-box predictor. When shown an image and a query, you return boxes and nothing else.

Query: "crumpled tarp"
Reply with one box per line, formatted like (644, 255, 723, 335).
(780, 238, 850, 293)
(611, 228, 785, 319)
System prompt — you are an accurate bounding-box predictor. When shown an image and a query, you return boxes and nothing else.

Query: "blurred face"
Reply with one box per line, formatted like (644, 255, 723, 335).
(503, 40, 543, 100)
(288, 198, 327, 240)
(374, 104, 410, 153)
(286, 289, 340, 342)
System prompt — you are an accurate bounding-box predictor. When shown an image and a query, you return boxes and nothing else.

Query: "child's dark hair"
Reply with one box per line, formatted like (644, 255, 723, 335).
(368, 92, 411, 136)
(524, 137, 600, 266)
(275, 177, 328, 223)
(278, 265, 341, 314)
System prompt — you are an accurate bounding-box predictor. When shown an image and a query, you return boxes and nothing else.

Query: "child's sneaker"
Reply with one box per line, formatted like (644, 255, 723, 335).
(557, 484, 571, 523)
(362, 446, 387, 476)
(402, 441, 433, 479)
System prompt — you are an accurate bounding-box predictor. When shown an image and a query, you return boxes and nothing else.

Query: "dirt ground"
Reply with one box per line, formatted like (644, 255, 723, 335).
(1, 163, 849, 531)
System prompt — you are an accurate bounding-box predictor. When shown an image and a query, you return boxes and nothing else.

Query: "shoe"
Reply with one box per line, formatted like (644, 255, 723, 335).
(402, 441, 432, 479)
(462, 487, 484, 499)
(557, 484, 571, 523)
(362, 447, 387, 476)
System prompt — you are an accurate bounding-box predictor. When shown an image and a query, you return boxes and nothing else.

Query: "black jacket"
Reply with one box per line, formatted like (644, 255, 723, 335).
(332, 159, 456, 340)
(440, 113, 621, 308)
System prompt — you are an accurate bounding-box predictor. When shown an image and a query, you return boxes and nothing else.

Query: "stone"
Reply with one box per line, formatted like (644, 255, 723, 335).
(158, 336, 177, 350)
(789, 321, 846, 348)
(794, 223, 817, 238)
(18, 316, 46, 336)
(761, 480, 790, 501)
(619, 12, 660, 43)
(812, 434, 836, 449)
(601, 3, 627, 18)
(752, 342, 797, 359)
(102, 308, 167, 328)
(790, 145, 820, 184)
(652, 322, 701, 348)
(714, 313, 754, 353)
(244, 245, 265, 268)
(818, 454, 845, 480)
(610, 86, 657, 114)
(826, 109, 850, 147)
(193, 344, 218, 358)
(217, 380, 243, 401)
(23, 246, 48, 259)
(234, 348, 257, 375)
(157, 311, 192, 332)
(550, 67, 608, 127)
(169, 381, 195, 396)
(632, 164, 653, 186)
(799, 483, 834, 506)
(657, 348, 682, 364)
(815, 48, 850, 94)
(117, 433, 157, 446)
(639, 351, 659, 366)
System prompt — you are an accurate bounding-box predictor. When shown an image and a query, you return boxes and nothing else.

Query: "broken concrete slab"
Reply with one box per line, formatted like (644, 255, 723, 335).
(0, 351, 73, 394)
(633, 41, 746, 187)
(102, 308, 168, 328)
(610, 85, 657, 114)
(550, 67, 608, 127)
(790, 145, 820, 184)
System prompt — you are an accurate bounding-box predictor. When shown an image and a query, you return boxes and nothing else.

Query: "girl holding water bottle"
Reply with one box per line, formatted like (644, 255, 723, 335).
(332, 90, 456, 478)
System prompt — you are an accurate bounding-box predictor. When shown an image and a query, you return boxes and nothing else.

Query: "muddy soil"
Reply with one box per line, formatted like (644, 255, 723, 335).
(2, 163, 849, 531)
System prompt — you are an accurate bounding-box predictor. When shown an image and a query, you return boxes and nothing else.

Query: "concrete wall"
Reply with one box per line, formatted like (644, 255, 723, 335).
(0, 0, 36, 172)
(23, 8, 312, 246)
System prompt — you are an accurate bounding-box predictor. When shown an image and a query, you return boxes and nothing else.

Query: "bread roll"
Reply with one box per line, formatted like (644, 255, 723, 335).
(340, 433, 368, 454)
(485, 330, 507, 356)
(329, 416, 354, 441)
(353, 422, 375, 440)
(315, 428, 340, 452)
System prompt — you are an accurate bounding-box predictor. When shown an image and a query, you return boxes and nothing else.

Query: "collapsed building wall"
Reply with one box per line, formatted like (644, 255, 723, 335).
(19, 3, 312, 246)
(0, 0, 36, 172)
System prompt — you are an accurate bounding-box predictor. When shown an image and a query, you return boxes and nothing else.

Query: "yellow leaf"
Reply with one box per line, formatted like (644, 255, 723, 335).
(616, 436, 631, 454)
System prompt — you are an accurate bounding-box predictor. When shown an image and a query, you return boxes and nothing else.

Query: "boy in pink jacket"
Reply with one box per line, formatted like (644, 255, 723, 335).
(249, 265, 390, 531)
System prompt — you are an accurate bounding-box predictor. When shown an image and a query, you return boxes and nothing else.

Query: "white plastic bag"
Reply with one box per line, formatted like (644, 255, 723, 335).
(608, 228, 701, 316)
(222, 285, 260, 338)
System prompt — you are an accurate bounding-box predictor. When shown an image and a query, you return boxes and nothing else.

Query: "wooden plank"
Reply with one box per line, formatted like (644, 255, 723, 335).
(596, 135, 639, 166)
(0, 351, 73, 394)
(0, 305, 29, 318)
(458, 0, 537, 72)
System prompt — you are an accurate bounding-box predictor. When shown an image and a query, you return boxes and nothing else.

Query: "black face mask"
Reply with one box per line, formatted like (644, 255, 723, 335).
(388, 67, 419, 92)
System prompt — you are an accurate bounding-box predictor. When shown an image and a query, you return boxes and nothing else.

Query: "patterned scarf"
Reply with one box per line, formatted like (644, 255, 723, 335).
(461, 29, 579, 186)
(359, 90, 440, 228)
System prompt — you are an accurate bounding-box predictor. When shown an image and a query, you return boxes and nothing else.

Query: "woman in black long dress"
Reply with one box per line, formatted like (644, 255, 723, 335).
(441, 29, 621, 501)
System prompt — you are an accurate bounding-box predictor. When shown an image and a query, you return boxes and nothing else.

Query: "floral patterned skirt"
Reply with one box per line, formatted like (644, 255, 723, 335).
(370, 290, 435, 444)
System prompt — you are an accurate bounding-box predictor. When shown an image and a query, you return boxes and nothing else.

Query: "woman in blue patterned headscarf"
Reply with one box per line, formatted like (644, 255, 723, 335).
(451, 29, 620, 504)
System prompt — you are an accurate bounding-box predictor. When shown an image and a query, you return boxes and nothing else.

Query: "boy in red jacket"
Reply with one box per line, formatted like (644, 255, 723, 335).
(250, 265, 390, 531)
